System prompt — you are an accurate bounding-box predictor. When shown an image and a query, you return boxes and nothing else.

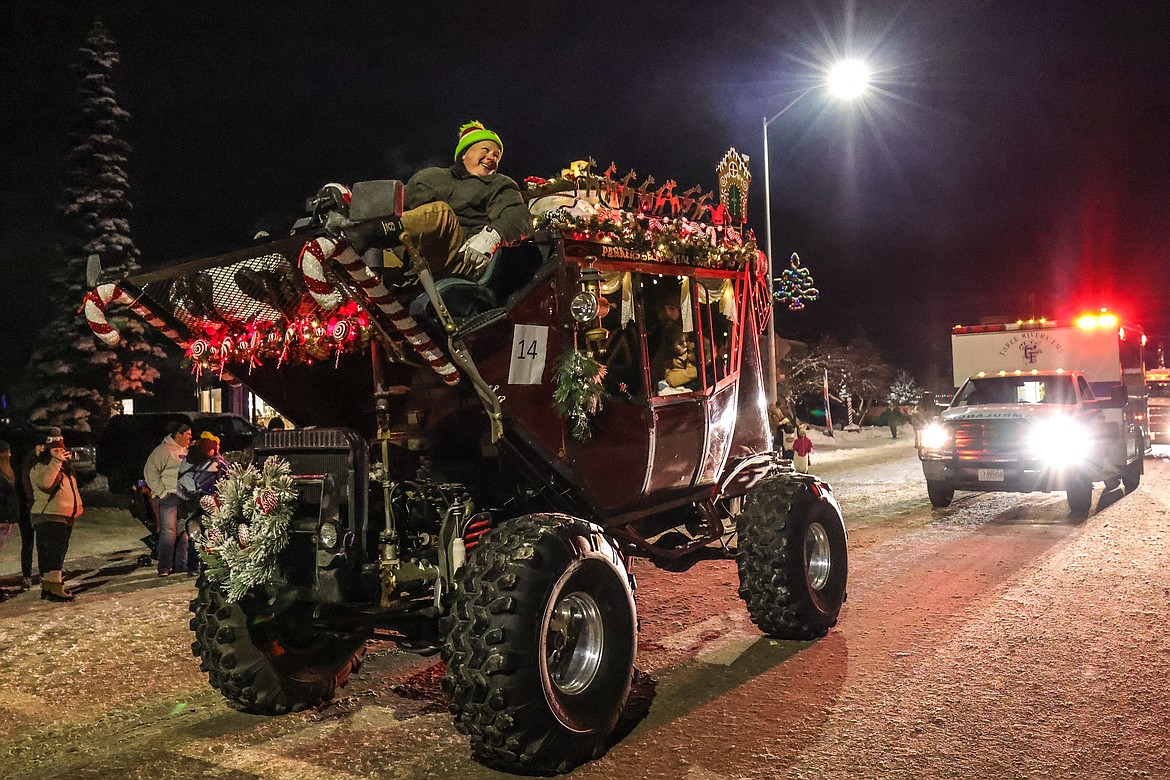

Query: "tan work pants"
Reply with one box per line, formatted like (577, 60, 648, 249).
(390, 201, 481, 279)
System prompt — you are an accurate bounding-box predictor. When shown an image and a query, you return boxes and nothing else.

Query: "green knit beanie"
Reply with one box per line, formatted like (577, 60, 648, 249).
(454, 120, 503, 163)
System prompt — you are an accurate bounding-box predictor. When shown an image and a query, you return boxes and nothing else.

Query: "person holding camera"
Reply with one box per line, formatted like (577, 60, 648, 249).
(29, 428, 83, 602)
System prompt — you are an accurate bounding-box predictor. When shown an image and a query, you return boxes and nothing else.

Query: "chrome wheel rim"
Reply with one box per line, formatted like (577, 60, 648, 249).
(806, 522, 832, 591)
(545, 591, 604, 694)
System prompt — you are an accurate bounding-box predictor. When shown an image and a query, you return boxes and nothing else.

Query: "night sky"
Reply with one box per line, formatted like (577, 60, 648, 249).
(3, 0, 1168, 394)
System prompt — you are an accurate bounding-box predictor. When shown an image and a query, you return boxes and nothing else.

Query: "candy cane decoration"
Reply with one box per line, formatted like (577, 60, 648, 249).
(300, 236, 460, 386)
(81, 283, 188, 349)
(298, 239, 343, 312)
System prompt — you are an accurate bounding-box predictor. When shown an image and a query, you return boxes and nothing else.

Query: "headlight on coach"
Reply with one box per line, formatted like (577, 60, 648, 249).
(1029, 418, 1092, 466)
(919, 422, 951, 451)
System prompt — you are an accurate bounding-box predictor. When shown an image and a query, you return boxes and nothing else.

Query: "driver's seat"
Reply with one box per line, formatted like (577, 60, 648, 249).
(408, 240, 547, 329)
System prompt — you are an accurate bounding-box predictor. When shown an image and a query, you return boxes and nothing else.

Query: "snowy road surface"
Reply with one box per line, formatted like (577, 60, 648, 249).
(1, 439, 1168, 779)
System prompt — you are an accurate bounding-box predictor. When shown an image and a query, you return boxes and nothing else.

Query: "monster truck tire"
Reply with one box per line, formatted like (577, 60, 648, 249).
(926, 479, 955, 508)
(1066, 478, 1093, 518)
(736, 476, 848, 639)
(442, 515, 637, 774)
(189, 576, 366, 715)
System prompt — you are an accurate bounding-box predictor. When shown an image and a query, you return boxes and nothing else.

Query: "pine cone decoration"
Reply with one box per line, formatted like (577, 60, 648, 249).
(199, 494, 219, 514)
(257, 487, 280, 515)
(237, 523, 253, 548)
(206, 527, 224, 546)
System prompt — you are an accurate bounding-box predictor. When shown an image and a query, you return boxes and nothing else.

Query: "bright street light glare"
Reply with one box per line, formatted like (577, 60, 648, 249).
(828, 60, 870, 99)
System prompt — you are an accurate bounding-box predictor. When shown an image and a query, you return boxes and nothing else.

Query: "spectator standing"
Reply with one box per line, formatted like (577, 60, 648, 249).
(178, 432, 231, 577)
(780, 421, 798, 461)
(29, 429, 83, 602)
(0, 441, 19, 560)
(793, 426, 814, 473)
(15, 442, 39, 590)
(144, 421, 192, 576)
(887, 405, 908, 439)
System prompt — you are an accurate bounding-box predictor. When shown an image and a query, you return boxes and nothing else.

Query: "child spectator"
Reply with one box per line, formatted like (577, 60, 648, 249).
(793, 426, 814, 473)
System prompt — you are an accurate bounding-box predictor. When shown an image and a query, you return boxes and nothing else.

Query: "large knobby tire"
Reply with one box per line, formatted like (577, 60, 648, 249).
(1066, 478, 1093, 518)
(442, 515, 637, 774)
(1122, 458, 1142, 493)
(736, 476, 848, 639)
(926, 479, 955, 508)
(189, 576, 366, 715)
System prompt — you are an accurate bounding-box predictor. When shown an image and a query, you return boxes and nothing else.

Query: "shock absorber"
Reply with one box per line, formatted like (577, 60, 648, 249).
(378, 436, 400, 600)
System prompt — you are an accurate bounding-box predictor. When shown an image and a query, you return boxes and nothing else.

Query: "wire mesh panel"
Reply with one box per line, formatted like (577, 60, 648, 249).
(140, 251, 330, 334)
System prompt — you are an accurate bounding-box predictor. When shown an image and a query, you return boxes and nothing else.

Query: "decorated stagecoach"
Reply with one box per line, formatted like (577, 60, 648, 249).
(83, 150, 848, 773)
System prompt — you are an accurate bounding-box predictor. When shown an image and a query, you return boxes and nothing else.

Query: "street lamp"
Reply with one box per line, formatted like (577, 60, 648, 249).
(761, 63, 870, 408)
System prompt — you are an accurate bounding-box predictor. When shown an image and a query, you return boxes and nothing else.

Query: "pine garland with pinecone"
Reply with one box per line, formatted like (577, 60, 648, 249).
(553, 349, 607, 441)
(194, 456, 297, 602)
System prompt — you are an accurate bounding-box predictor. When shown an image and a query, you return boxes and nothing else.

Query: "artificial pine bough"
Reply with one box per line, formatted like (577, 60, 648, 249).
(553, 349, 608, 441)
(193, 456, 298, 602)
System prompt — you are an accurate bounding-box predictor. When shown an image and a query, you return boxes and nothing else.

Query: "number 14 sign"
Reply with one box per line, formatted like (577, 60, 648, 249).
(508, 324, 548, 385)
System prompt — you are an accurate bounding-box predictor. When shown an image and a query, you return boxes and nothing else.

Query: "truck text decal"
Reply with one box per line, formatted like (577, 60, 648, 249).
(997, 331, 1066, 364)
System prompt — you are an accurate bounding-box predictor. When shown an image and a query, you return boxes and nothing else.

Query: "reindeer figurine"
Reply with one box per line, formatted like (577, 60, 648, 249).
(678, 184, 702, 217)
(635, 175, 657, 212)
(654, 179, 678, 215)
(618, 170, 639, 209)
(691, 190, 714, 220)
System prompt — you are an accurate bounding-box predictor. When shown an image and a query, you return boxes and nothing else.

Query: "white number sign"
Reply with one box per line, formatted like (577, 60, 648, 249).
(508, 324, 548, 385)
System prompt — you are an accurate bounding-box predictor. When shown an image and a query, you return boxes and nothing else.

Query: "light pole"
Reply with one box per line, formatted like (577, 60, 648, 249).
(761, 61, 870, 408)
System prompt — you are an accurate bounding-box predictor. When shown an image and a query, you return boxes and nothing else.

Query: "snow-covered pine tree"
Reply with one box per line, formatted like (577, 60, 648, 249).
(888, 369, 923, 406)
(25, 19, 168, 432)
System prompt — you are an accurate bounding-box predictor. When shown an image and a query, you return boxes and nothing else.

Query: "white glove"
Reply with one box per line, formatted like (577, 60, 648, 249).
(460, 228, 501, 274)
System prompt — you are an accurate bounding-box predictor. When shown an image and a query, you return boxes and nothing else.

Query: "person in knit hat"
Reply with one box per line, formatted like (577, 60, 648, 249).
(29, 428, 84, 601)
(342, 120, 532, 282)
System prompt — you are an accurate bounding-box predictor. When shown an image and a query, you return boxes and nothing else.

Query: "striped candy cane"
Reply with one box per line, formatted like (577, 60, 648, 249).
(298, 238, 344, 312)
(81, 283, 188, 349)
(300, 237, 460, 386)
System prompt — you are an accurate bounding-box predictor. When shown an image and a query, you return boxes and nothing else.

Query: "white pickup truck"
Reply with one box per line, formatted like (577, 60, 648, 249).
(917, 314, 1147, 516)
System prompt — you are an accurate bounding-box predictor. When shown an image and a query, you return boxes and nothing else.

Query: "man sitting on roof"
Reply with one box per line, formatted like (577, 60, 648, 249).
(344, 120, 533, 281)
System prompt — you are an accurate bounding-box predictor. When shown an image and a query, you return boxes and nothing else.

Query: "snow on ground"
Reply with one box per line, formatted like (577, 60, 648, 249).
(807, 424, 908, 465)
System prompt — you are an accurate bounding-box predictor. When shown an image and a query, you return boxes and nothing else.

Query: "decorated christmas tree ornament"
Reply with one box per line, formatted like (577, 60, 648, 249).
(774, 252, 819, 310)
(237, 523, 252, 548)
(199, 494, 220, 514)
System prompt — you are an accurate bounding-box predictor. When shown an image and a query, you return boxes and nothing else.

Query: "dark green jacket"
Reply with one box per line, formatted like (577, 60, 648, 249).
(405, 163, 533, 245)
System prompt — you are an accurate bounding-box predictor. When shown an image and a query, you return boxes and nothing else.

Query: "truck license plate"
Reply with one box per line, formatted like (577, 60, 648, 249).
(978, 469, 1004, 482)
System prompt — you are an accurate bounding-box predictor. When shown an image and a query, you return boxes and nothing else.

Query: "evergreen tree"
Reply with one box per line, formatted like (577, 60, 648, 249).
(25, 19, 167, 432)
(888, 369, 924, 406)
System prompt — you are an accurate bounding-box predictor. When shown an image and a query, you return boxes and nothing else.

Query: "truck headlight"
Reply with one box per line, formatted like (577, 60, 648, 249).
(185, 516, 203, 539)
(919, 423, 950, 450)
(318, 521, 340, 550)
(1029, 418, 1091, 466)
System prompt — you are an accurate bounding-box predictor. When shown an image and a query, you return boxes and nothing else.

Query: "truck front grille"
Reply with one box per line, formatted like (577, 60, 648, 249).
(953, 419, 1029, 461)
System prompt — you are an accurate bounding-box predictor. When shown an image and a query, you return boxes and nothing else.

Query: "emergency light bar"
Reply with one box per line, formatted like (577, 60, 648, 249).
(953, 310, 1126, 335)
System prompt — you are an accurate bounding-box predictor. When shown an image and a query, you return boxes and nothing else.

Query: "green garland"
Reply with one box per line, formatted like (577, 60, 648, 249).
(537, 208, 758, 270)
(553, 349, 608, 441)
(194, 456, 297, 603)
